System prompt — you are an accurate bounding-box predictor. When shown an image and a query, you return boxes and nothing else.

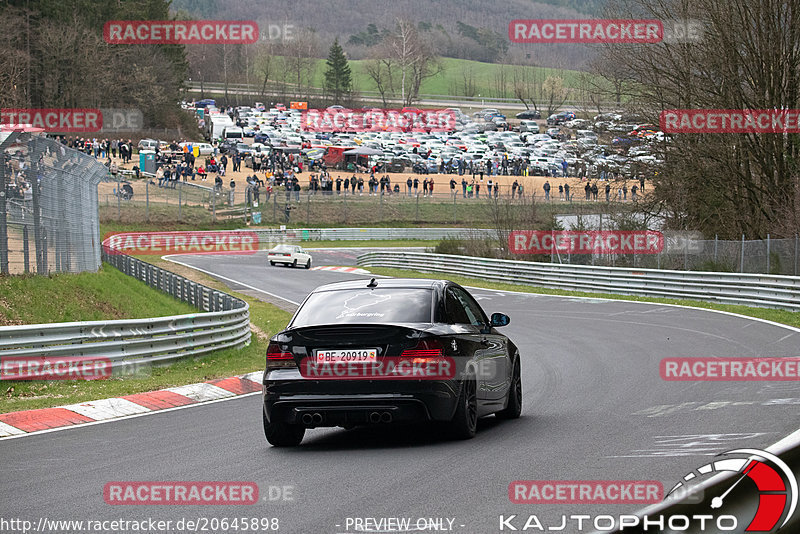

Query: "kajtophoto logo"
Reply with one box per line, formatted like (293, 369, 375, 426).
(499, 449, 796, 531)
(666, 448, 797, 532)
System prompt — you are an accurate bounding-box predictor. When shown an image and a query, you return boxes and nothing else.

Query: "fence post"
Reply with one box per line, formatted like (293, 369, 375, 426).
(212, 187, 216, 222)
(766, 234, 770, 273)
(178, 182, 182, 221)
(306, 192, 310, 226)
(146, 180, 150, 222)
(740, 234, 745, 273)
(0, 158, 7, 274)
(22, 225, 29, 273)
(117, 172, 121, 221)
(795, 234, 798, 276)
(714, 234, 718, 264)
(684, 241, 688, 270)
(452, 192, 457, 224)
(415, 193, 419, 220)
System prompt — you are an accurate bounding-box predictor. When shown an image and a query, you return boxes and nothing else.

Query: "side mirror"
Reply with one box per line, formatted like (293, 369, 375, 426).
(490, 313, 510, 327)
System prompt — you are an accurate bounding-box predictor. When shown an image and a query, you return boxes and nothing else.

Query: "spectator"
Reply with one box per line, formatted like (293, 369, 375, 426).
(605, 183, 611, 202)
(558, 183, 564, 200)
(585, 182, 591, 200)
(512, 180, 519, 199)
(564, 183, 570, 202)
(631, 184, 638, 200)
(543, 180, 551, 201)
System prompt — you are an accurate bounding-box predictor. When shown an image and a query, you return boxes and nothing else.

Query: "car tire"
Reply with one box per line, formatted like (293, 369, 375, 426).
(263, 409, 304, 447)
(305, 259, 311, 269)
(292, 259, 297, 268)
(496, 356, 522, 420)
(448, 374, 477, 440)
(270, 261, 275, 266)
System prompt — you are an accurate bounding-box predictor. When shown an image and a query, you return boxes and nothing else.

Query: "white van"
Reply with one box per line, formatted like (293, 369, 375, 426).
(222, 126, 244, 142)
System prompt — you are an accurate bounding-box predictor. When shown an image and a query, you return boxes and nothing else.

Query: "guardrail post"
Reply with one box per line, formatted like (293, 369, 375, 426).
(740, 234, 745, 273)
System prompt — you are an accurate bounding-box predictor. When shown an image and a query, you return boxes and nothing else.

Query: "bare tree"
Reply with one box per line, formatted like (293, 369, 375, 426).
(542, 76, 569, 116)
(363, 54, 395, 106)
(600, 0, 800, 238)
(382, 19, 440, 106)
(511, 65, 543, 111)
(253, 41, 276, 100)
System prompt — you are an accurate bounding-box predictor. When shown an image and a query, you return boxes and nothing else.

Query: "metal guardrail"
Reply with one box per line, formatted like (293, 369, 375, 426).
(357, 251, 800, 311)
(0, 252, 250, 375)
(186, 81, 619, 110)
(250, 227, 494, 244)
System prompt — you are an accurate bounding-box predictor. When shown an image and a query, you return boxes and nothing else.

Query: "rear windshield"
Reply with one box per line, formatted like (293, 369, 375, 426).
(291, 288, 432, 327)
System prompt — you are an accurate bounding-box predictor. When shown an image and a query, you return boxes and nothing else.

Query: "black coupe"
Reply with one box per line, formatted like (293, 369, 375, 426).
(262, 278, 522, 446)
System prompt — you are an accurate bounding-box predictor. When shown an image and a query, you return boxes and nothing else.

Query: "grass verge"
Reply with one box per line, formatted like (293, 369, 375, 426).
(1, 263, 293, 414)
(367, 267, 800, 329)
(0, 266, 195, 325)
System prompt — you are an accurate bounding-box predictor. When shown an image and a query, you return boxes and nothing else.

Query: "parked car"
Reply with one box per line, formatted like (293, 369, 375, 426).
(137, 138, 159, 151)
(515, 109, 542, 120)
(268, 244, 312, 269)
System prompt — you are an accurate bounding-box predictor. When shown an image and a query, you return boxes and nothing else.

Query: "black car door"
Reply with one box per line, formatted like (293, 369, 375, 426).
(446, 287, 509, 405)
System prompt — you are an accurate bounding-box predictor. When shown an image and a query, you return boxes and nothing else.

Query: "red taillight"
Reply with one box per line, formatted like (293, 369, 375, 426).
(400, 339, 444, 360)
(267, 341, 294, 361)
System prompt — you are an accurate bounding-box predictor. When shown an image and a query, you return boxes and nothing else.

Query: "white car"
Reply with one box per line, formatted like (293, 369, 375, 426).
(179, 142, 213, 155)
(268, 244, 312, 269)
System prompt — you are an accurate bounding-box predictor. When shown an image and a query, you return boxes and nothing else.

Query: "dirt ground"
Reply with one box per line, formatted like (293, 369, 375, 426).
(104, 152, 649, 202)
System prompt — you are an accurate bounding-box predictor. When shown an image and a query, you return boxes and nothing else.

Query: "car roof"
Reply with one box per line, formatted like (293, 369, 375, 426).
(311, 278, 447, 293)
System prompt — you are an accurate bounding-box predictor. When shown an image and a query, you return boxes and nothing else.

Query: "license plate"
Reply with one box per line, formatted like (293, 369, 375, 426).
(315, 349, 377, 363)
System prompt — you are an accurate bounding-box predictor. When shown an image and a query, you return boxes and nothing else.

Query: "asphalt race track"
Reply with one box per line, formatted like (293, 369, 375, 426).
(2, 248, 799, 533)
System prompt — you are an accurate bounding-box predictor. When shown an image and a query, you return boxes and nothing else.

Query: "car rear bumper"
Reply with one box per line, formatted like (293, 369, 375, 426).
(263, 371, 460, 427)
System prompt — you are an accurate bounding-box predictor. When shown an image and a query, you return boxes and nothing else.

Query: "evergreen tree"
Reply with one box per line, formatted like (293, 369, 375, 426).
(323, 39, 352, 104)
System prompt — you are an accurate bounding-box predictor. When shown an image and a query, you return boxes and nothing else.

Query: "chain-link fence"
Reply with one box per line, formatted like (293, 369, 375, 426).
(460, 232, 800, 276)
(1, 132, 106, 274)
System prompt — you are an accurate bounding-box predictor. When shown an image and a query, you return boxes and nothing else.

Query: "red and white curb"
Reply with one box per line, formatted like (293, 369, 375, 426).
(311, 265, 370, 274)
(0, 371, 263, 439)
